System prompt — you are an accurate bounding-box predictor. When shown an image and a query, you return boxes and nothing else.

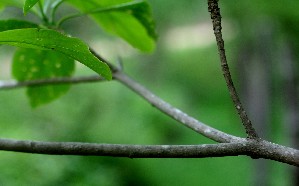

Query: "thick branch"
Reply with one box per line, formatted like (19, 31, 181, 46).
(0, 138, 298, 166)
(252, 140, 299, 167)
(207, 0, 259, 139)
(0, 138, 246, 158)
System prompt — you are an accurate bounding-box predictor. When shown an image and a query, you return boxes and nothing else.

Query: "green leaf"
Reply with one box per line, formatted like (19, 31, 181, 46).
(12, 48, 75, 107)
(0, 0, 40, 16)
(0, 20, 38, 32)
(24, 0, 40, 15)
(66, 0, 156, 52)
(0, 0, 23, 10)
(0, 28, 112, 80)
(125, 1, 157, 40)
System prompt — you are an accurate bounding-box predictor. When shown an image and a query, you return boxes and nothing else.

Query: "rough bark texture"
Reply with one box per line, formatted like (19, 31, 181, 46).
(208, 0, 259, 139)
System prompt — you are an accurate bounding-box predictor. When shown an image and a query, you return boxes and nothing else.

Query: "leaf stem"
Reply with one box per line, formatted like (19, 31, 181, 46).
(50, 0, 65, 24)
(38, 1, 49, 24)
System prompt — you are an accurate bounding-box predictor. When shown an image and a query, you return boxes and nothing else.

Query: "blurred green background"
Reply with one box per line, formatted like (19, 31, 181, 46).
(0, 0, 298, 185)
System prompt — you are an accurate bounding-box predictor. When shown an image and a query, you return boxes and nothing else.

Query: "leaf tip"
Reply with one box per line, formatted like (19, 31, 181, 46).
(101, 64, 113, 81)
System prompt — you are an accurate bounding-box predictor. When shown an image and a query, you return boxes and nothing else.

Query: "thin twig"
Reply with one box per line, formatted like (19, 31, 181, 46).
(207, 0, 259, 139)
(0, 76, 105, 90)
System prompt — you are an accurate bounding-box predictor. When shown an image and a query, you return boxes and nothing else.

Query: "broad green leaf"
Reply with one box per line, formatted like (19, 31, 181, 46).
(66, 0, 156, 52)
(125, 1, 157, 40)
(0, 28, 112, 80)
(13, 48, 75, 107)
(24, 0, 40, 15)
(0, 20, 38, 32)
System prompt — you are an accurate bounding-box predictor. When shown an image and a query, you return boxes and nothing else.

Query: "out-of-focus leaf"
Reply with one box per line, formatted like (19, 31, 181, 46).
(66, 0, 156, 52)
(0, 0, 23, 10)
(43, 0, 52, 13)
(0, 0, 39, 16)
(126, 1, 157, 40)
(0, 20, 38, 32)
(50, 0, 65, 9)
(0, 28, 112, 80)
(12, 48, 75, 107)
(24, 0, 40, 15)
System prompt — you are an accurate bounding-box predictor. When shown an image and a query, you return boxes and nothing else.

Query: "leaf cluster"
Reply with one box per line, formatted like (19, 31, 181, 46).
(0, 0, 156, 107)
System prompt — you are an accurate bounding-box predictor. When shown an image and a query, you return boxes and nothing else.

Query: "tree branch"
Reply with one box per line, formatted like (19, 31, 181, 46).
(207, 0, 259, 139)
(0, 138, 246, 157)
(0, 138, 298, 166)
(0, 75, 105, 90)
(252, 140, 299, 167)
